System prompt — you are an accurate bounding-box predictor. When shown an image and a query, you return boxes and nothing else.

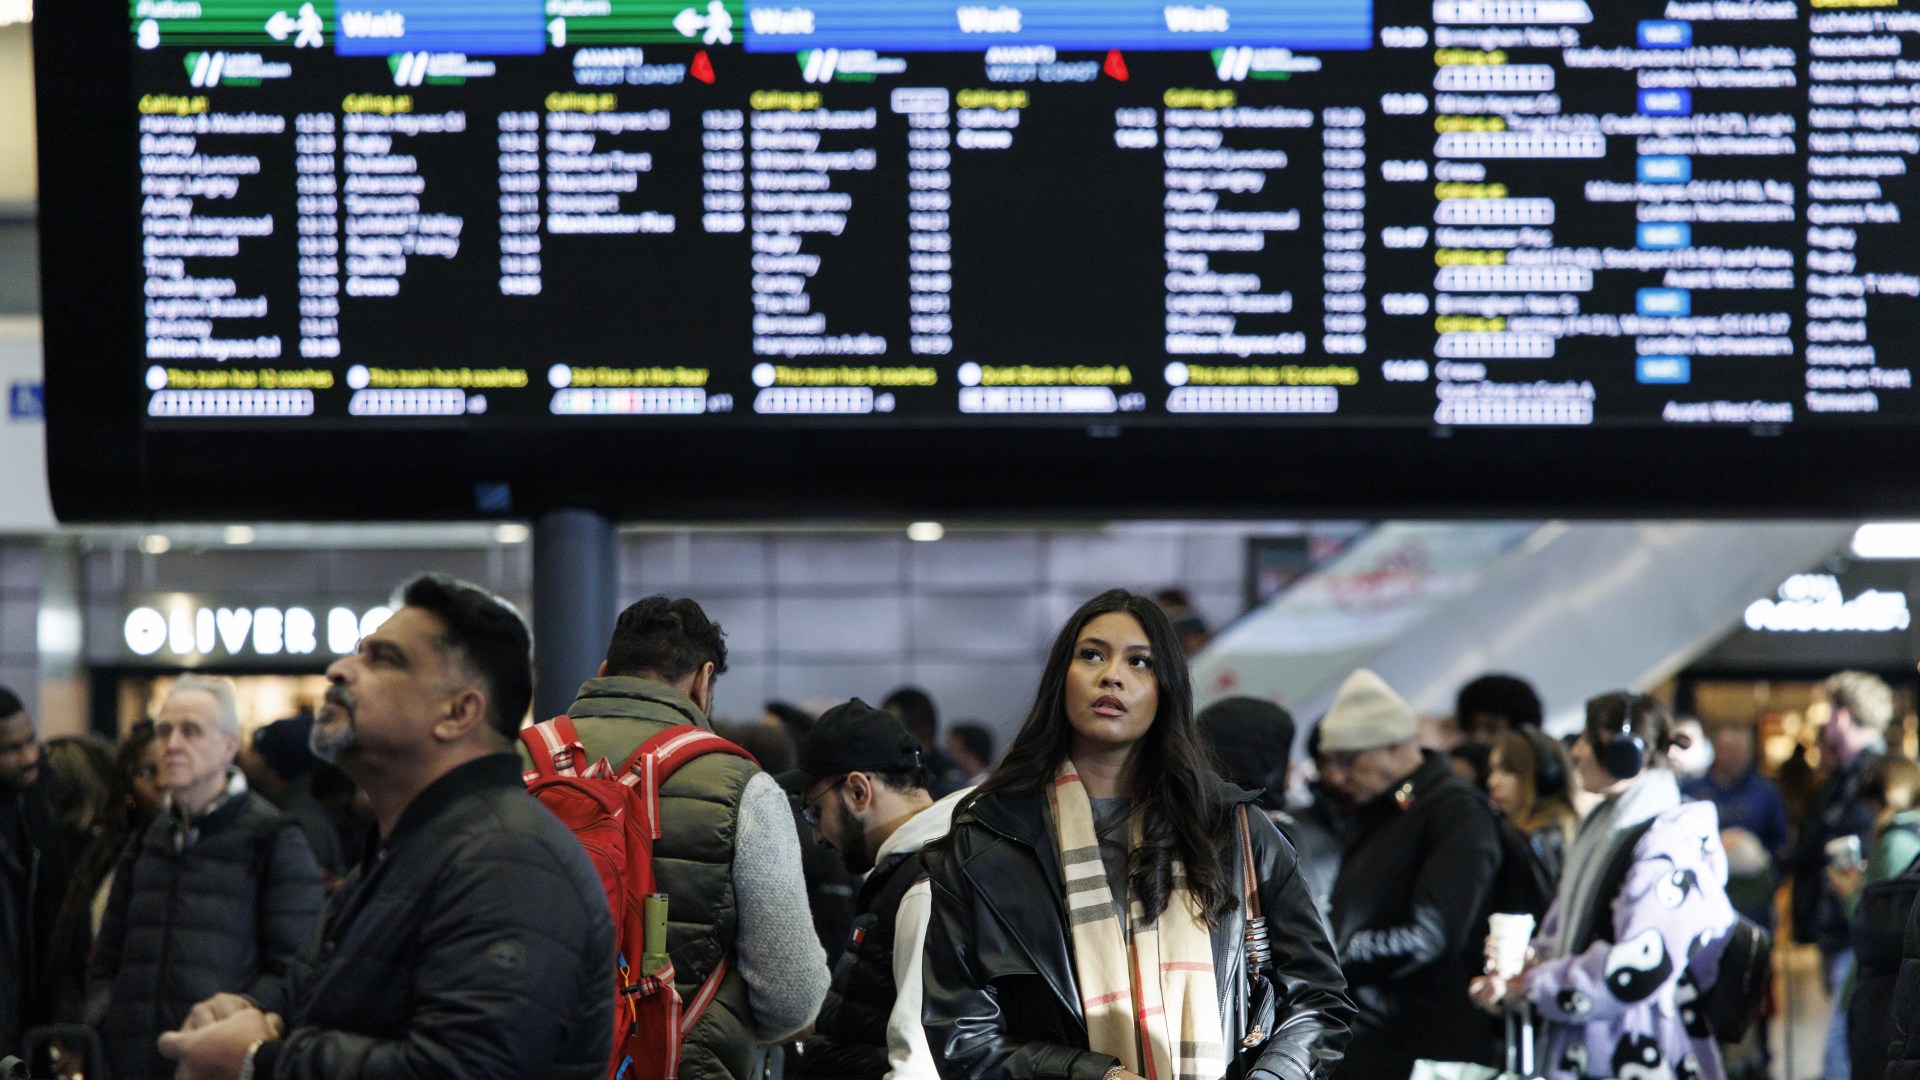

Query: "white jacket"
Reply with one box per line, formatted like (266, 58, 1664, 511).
(880, 786, 972, 1080)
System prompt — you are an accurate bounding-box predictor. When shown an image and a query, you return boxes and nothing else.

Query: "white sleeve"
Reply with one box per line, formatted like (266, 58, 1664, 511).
(884, 879, 939, 1080)
(731, 770, 832, 1042)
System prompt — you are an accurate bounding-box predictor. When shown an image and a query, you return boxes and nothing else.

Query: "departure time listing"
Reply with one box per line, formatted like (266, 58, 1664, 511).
(128, 0, 1920, 428)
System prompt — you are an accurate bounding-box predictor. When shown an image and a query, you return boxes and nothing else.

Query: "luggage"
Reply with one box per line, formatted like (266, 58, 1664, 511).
(12, 1023, 108, 1080)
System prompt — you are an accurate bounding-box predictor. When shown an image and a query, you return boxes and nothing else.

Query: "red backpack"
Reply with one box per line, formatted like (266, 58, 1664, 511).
(520, 717, 758, 1080)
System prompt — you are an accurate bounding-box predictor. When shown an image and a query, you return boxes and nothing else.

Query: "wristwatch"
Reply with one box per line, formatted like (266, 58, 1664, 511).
(239, 1039, 267, 1080)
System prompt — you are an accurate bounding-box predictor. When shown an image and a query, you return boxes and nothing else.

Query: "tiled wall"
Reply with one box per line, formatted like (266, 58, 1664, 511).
(0, 540, 40, 714)
(0, 525, 1255, 743)
(622, 528, 1249, 736)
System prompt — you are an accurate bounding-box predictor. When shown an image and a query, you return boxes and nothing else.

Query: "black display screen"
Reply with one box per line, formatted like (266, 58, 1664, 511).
(34, 0, 1920, 518)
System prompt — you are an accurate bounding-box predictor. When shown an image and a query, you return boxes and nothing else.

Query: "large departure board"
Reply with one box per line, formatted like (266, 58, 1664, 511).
(35, 0, 1920, 517)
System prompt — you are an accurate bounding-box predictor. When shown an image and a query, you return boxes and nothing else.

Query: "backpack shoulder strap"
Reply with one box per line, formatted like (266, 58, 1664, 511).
(1576, 819, 1658, 952)
(613, 726, 760, 839)
(519, 715, 590, 781)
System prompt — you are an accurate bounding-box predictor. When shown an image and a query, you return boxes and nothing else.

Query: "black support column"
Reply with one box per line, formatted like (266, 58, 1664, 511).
(532, 509, 619, 722)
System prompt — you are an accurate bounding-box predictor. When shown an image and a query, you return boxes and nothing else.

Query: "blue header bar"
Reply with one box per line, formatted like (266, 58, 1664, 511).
(334, 0, 544, 55)
(742, 0, 1373, 52)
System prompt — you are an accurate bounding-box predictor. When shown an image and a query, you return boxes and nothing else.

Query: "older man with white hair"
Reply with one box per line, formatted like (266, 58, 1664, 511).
(87, 677, 324, 1080)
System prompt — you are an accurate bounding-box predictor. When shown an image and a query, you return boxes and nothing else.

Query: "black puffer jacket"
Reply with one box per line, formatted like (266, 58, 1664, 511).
(922, 780, 1353, 1080)
(1326, 751, 1502, 1080)
(88, 781, 323, 1080)
(1882, 873, 1920, 1080)
(0, 782, 73, 1053)
(801, 849, 924, 1079)
(249, 754, 614, 1080)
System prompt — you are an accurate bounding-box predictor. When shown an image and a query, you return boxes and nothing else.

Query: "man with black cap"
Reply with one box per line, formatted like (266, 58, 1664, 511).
(779, 698, 972, 1080)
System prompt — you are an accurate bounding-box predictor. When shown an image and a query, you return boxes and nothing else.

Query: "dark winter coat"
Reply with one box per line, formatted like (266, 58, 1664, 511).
(1883, 863, 1920, 1080)
(0, 781, 72, 1053)
(249, 753, 614, 1080)
(800, 848, 924, 1079)
(1326, 751, 1504, 1080)
(88, 782, 324, 1080)
(1787, 747, 1881, 956)
(921, 780, 1353, 1080)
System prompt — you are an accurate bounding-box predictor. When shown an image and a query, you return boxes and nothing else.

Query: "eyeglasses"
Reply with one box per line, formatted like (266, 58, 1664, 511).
(801, 778, 847, 827)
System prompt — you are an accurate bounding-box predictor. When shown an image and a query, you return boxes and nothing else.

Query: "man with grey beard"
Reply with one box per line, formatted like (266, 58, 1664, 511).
(157, 575, 613, 1080)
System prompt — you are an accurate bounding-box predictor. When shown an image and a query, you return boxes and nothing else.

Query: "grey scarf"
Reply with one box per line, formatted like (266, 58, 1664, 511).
(1551, 768, 1680, 957)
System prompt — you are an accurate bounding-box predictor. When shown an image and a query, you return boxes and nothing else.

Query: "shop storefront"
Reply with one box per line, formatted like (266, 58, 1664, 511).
(92, 593, 406, 738)
(1678, 557, 1920, 772)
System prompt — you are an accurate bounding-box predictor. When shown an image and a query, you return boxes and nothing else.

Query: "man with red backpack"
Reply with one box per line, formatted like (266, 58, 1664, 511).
(524, 596, 828, 1080)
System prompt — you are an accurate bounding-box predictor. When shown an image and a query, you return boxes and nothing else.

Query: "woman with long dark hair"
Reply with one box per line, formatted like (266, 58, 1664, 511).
(921, 589, 1352, 1080)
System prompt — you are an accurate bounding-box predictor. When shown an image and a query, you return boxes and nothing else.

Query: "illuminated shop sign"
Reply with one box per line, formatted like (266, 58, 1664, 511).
(1743, 574, 1911, 634)
(121, 597, 393, 660)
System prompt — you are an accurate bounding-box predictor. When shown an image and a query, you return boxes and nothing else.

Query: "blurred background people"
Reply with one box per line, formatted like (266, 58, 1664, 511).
(1489, 728, 1578, 885)
(1154, 587, 1213, 656)
(1321, 668, 1504, 1080)
(41, 735, 114, 862)
(1787, 671, 1893, 1080)
(1287, 725, 1352, 925)
(1457, 673, 1545, 747)
(239, 711, 347, 888)
(1830, 756, 1920, 1080)
(1668, 716, 1715, 783)
(0, 685, 72, 1058)
(882, 686, 966, 797)
(47, 721, 163, 1023)
(1684, 720, 1790, 930)
(720, 715, 859, 968)
(1198, 696, 1293, 819)
(764, 700, 815, 748)
(1472, 692, 1735, 1080)
(943, 721, 995, 786)
(1450, 741, 1493, 793)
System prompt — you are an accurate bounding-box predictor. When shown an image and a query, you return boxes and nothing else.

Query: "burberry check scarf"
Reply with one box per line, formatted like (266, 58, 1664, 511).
(1050, 758, 1225, 1080)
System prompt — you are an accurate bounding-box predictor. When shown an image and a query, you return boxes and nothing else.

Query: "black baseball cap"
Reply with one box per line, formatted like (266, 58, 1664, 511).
(775, 697, 924, 795)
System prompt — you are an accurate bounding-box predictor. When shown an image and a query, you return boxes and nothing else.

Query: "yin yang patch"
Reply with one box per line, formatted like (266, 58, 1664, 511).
(1655, 868, 1699, 910)
(1677, 1053, 1704, 1080)
(1558, 988, 1595, 1017)
(1674, 974, 1711, 1039)
(1560, 1042, 1589, 1077)
(1605, 928, 1674, 1003)
(1612, 1034, 1671, 1080)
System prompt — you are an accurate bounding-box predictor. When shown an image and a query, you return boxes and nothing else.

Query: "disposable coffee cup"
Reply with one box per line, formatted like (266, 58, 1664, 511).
(1487, 912, 1536, 978)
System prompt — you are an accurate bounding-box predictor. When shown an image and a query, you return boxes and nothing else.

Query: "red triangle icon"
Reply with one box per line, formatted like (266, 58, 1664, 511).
(1102, 49, 1129, 81)
(691, 50, 716, 83)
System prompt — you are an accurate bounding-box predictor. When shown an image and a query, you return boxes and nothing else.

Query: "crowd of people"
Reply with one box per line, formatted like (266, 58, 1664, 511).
(0, 576, 1915, 1080)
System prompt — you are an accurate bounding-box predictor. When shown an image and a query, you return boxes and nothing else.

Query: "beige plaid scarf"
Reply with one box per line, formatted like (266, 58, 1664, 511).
(1051, 759, 1225, 1080)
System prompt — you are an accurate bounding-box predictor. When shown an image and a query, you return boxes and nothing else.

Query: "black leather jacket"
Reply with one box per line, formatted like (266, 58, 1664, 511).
(921, 781, 1353, 1080)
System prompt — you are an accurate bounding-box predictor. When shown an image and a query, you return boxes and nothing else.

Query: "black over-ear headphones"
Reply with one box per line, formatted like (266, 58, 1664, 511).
(1602, 691, 1649, 781)
(1524, 728, 1568, 799)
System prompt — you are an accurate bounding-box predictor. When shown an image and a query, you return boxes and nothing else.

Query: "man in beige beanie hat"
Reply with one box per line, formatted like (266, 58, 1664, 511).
(1317, 669, 1507, 1080)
